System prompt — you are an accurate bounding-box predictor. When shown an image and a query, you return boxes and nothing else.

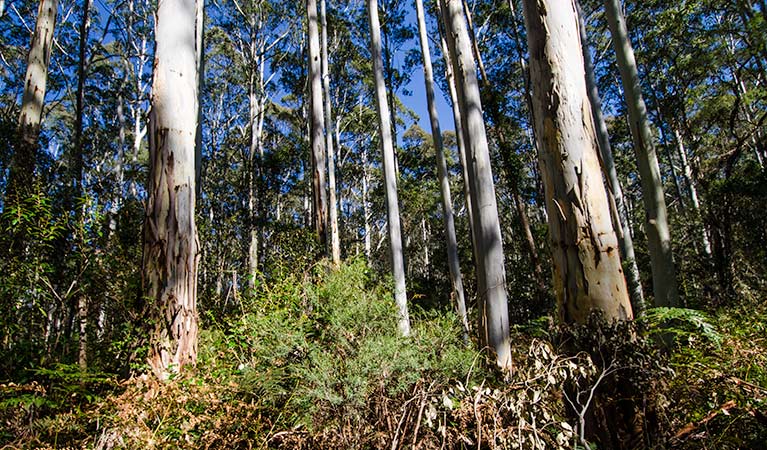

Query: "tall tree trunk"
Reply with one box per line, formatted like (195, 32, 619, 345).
(308, 0, 328, 248)
(143, 0, 200, 379)
(321, 0, 341, 266)
(367, 0, 410, 336)
(604, 0, 680, 307)
(440, 0, 511, 369)
(436, 0, 476, 258)
(73, 0, 93, 370)
(362, 144, 372, 261)
(415, 0, 469, 340)
(522, 0, 633, 323)
(577, 0, 645, 314)
(6, 0, 58, 211)
(194, 0, 204, 199)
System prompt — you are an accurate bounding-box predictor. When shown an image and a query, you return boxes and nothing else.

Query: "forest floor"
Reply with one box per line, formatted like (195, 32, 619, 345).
(1, 261, 766, 449)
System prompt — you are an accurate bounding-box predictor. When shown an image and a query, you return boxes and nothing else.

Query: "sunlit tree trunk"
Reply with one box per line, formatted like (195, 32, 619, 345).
(604, 0, 680, 307)
(321, 0, 340, 266)
(308, 0, 328, 247)
(440, 0, 511, 369)
(576, 0, 645, 314)
(522, 0, 633, 323)
(367, 0, 410, 336)
(436, 22, 475, 248)
(6, 0, 58, 210)
(415, 0, 469, 339)
(143, 0, 200, 379)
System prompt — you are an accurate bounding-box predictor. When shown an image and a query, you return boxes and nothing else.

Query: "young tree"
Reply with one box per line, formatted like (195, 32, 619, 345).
(143, 0, 200, 378)
(521, 0, 633, 323)
(367, 0, 410, 336)
(6, 0, 58, 210)
(604, 0, 680, 307)
(308, 0, 328, 247)
(439, 0, 511, 368)
(415, 0, 469, 338)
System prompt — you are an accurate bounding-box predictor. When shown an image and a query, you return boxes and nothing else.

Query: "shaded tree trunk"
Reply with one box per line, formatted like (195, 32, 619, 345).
(440, 0, 511, 369)
(522, 0, 633, 323)
(308, 0, 328, 248)
(367, 0, 410, 336)
(415, 0, 469, 340)
(604, 0, 680, 307)
(143, 0, 200, 379)
(577, 0, 645, 315)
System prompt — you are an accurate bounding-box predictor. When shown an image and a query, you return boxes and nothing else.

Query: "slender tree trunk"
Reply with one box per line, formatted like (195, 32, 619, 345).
(308, 0, 328, 248)
(362, 145, 372, 261)
(143, 0, 200, 379)
(367, 0, 410, 336)
(673, 126, 712, 256)
(577, 0, 645, 314)
(321, 0, 341, 266)
(522, 0, 632, 323)
(415, 0, 469, 340)
(74, 0, 92, 370)
(436, 0, 475, 255)
(461, 0, 487, 82)
(604, 0, 680, 307)
(440, 0, 511, 369)
(6, 0, 58, 210)
(194, 0, 204, 199)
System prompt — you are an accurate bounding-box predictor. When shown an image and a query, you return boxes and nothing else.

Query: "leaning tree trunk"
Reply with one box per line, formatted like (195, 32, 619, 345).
(307, 0, 328, 248)
(604, 0, 680, 307)
(522, 0, 633, 323)
(143, 0, 200, 379)
(415, 0, 469, 340)
(6, 0, 58, 210)
(367, 0, 410, 336)
(576, 0, 645, 315)
(321, 0, 341, 266)
(440, 0, 511, 369)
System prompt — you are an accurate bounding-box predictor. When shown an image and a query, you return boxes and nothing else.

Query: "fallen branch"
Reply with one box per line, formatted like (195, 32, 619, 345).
(673, 399, 737, 440)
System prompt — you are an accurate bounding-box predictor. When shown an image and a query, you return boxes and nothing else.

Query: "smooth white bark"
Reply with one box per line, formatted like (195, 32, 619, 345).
(321, 0, 341, 266)
(440, 0, 511, 369)
(415, 0, 469, 339)
(367, 0, 410, 336)
(604, 0, 680, 307)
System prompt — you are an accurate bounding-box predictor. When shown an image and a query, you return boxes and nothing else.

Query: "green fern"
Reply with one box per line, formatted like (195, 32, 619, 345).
(639, 307, 722, 345)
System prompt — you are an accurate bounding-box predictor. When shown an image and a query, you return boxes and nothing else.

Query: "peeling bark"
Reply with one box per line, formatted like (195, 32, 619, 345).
(522, 0, 633, 323)
(143, 0, 200, 379)
(308, 0, 328, 248)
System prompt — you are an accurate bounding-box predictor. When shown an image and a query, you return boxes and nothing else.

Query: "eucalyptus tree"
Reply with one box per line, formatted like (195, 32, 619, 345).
(6, 0, 58, 210)
(576, 0, 645, 314)
(521, 0, 633, 323)
(308, 0, 328, 248)
(414, 0, 468, 337)
(604, 0, 680, 307)
(143, 0, 201, 378)
(439, 0, 511, 369)
(321, 0, 341, 266)
(367, 0, 410, 336)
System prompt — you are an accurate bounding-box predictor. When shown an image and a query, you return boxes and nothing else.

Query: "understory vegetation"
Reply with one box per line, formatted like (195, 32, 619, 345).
(1, 260, 764, 449)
